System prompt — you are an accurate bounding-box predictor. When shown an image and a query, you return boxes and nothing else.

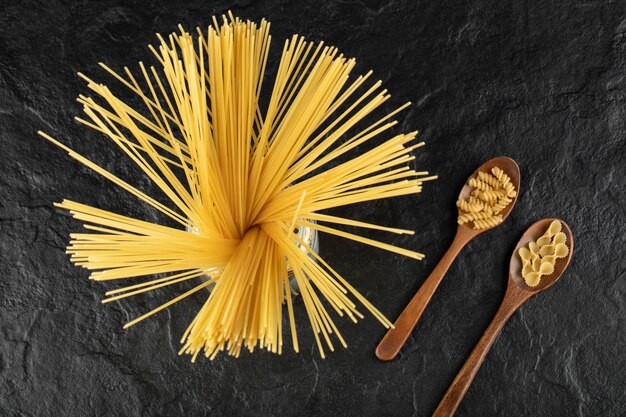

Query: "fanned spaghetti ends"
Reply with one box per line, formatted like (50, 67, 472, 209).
(39, 13, 435, 360)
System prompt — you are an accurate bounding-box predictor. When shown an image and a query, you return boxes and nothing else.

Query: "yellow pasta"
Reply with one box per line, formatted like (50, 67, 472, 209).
(474, 190, 497, 203)
(491, 167, 510, 186)
(491, 196, 512, 214)
(544, 220, 562, 237)
(536, 236, 552, 247)
(457, 211, 493, 224)
(456, 166, 517, 229)
(39, 14, 437, 360)
(518, 247, 531, 262)
(503, 182, 517, 198)
(541, 255, 556, 265)
(539, 261, 554, 275)
(555, 243, 569, 258)
(525, 271, 542, 287)
(519, 220, 568, 287)
(467, 196, 488, 210)
(468, 177, 493, 191)
(539, 244, 556, 257)
(472, 215, 503, 230)
(456, 199, 482, 213)
(477, 171, 501, 188)
(553, 232, 566, 245)
(491, 167, 505, 181)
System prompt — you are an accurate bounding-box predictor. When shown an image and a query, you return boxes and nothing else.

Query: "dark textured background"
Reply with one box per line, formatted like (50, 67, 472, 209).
(1, 0, 625, 416)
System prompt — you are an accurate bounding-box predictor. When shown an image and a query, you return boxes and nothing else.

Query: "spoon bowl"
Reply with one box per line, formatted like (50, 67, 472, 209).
(456, 156, 521, 236)
(509, 218, 574, 293)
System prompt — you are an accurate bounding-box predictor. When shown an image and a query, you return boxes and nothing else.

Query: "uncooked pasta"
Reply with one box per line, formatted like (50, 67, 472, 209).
(518, 220, 568, 287)
(456, 167, 517, 230)
(39, 13, 436, 360)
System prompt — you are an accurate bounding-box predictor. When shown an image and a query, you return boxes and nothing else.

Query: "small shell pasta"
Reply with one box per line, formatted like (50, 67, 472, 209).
(539, 244, 555, 257)
(518, 247, 531, 262)
(542, 255, 556, 264)
(536, 236, 552, 247)
(553, 232, 566, 245)
(546, 220, 562, 237)
(539, 261, 554, 275)
(528, 241, 540, 255)
(518, 220, 568, 288)
(525, 272, 542, 287)
(554, 243, 569, 258)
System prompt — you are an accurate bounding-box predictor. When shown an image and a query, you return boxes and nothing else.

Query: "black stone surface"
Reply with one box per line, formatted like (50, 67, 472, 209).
(1, 1, 625, 416)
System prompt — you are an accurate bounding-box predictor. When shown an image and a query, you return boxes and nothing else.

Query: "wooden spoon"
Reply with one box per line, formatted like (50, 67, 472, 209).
(432, 218, 574, 417)
(376, 156, 520, 361)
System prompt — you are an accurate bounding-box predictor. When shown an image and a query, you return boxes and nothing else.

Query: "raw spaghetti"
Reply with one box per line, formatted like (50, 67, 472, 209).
(40, 13, 436, 360)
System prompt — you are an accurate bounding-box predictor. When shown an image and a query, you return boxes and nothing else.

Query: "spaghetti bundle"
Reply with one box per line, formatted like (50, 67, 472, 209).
(40, 13, 435, 360)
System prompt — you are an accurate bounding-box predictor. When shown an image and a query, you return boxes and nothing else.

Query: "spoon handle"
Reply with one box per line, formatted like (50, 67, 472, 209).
(376, 229, 473, 361)
(431, 297, 520, 417)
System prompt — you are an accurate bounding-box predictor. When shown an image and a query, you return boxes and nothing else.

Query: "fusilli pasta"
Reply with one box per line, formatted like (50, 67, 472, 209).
(456, 166, 517, 229)
(472, 215, 503, 229)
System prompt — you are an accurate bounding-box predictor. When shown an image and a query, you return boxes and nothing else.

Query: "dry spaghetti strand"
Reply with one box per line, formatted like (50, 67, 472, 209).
(40, 13, 435, 360)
